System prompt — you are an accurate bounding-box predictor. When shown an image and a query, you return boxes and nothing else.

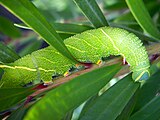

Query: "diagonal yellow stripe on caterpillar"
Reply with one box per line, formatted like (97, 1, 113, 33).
(35, 56, 57, 64)
(100, 29, 120, 52)
(100, 28, 138, 66)
(85, 32, 104, 46)
(0, 65, 55, 72)
(65, 44, 85, 53)
(74, 37, 98, 50)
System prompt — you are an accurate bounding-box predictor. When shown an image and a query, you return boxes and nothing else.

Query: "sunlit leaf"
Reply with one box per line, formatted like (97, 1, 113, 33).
(125, 0, 160, 40)
(73, 0, 108, 28)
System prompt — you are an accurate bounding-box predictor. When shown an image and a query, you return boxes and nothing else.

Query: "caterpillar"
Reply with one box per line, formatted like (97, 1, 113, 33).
(0, 27, 150, 88)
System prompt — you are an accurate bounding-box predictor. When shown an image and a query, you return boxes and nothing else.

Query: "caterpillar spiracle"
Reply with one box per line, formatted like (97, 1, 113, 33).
(0, 27, 150, 88)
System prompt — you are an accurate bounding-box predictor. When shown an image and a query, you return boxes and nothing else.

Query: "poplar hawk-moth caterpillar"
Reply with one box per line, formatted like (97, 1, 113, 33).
(0, 27, 150, 87)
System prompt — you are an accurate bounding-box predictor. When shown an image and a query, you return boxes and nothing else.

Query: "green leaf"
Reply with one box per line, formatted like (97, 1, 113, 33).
(19, 40, 42, 57)
(133, 70, 160, 112)
(58, 33, 74, 39)
(116, 87, 139, 120)
(24, 64, 121, 120)
(104, 0, 127, 10)
(0, 42, 20, 63)
(0, 16, 21, 38)
(0, 87, 35, 112)
(7, 106, 27, 120)
(114, 1, 159, 23)
(14, 22, 93, 35)
(114, 12, 135, 23)
(51, 23, 93, 34)
(73, 0, 108, 28)
(144, 109, 160, 120)
(15, 22, 93, 39)
(0, 68, 3, 80)
(130, 96, 160, 120)
(0, 0, 77, 63)
(80, 74, 140, 120)
(79, 94, 98, 118)
(150, 61, 160, 75)
(125, 0, 160, 40)
(63, 110, 74, 120)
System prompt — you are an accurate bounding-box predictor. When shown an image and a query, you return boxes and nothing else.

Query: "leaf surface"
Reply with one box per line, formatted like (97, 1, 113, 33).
(116, 87, 139, 120)
(0, 87, 34, 112)
(24, 64, 121, 120)
(0, 42, 20, 63)
(130, 96, 160, 120)
(133, 70, 160, 112)
(74, 0, 108, 28)
(0, 16, 21, 38)
(125, 0, 160, 40)
(80, 74, 140, 120)
(15, 22, 93, 35)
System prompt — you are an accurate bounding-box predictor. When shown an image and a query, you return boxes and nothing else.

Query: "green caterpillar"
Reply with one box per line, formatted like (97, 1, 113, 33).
(0, 27, 150, 88)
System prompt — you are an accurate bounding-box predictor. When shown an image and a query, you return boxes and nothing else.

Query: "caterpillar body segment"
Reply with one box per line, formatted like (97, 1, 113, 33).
(0, 27, 150, 87)
(0, 47, 75, 87)
(64, 27, 150, 81)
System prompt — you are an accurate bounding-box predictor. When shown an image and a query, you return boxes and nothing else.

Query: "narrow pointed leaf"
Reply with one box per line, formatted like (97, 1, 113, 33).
(73, 0, 109, 28)
(0, 68, 3, 79)
(80, 74, 140, 120)
(0, 0, 77, 63)
(7, 106, 28, 120)
(116, 87, 139, 120)
(79, 94, 98, 118)
(130, 96, 160, 120)
(50, 23, 93, 34)
(0, 16, 21, 38)
(104, 0, 127, 10)
(125, 0, 160, 40)
(134, 70, 160, 112)
(63, 110, 74, 120)
(19, 40, 42, 56)
(24, 64, 121, 120)
(142, 108, 160, 120)
(0, 42, 20, 63)
(0, 87, 35, 112)
(14, 23, 93, 35)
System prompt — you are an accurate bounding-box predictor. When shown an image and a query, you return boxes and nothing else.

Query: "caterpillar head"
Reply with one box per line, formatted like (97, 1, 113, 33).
(132, 69, 150, 81)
